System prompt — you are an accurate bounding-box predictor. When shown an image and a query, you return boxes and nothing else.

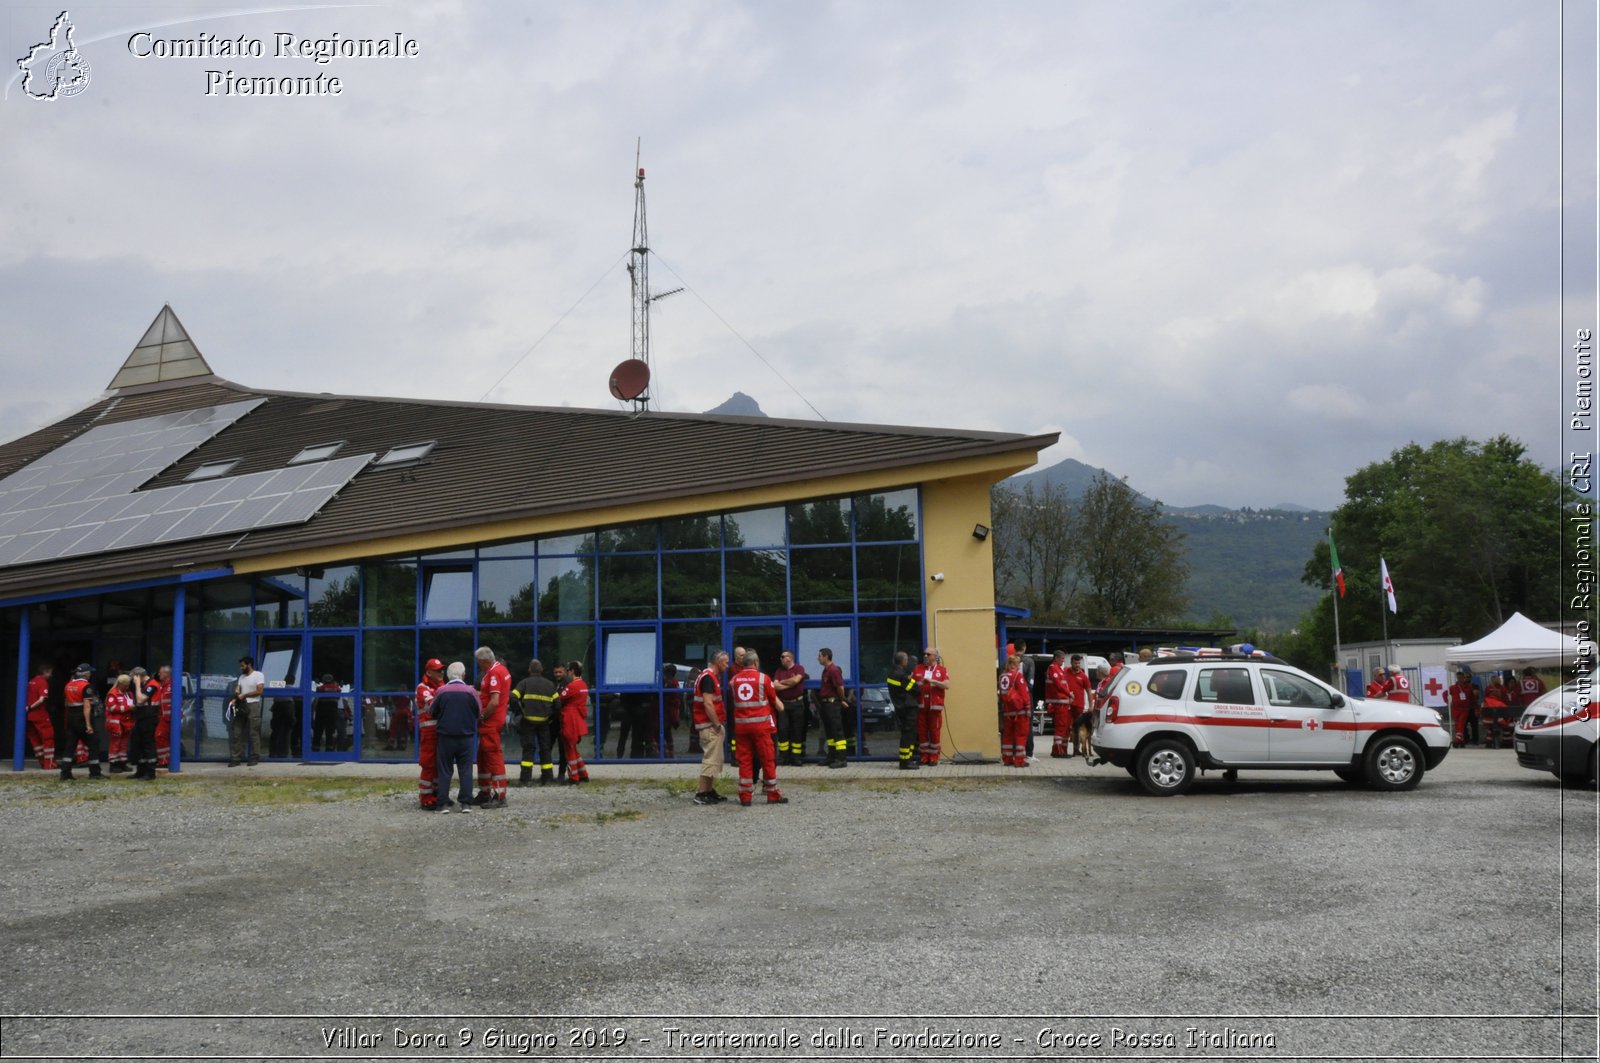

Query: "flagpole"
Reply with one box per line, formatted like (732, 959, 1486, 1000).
(1380, 561, 1390, 669)
(1328, 528, 1344, 692)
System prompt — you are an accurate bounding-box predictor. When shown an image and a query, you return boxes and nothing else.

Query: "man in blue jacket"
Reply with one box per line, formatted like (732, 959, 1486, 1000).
(432, 662, 480, 814)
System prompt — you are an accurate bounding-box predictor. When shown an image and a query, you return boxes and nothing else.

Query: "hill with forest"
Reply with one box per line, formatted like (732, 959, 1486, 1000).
(1009, 458, 1327, 633)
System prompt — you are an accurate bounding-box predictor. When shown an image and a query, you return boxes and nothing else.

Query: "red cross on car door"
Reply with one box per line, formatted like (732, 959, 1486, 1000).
(1262, 668, 1356, 764)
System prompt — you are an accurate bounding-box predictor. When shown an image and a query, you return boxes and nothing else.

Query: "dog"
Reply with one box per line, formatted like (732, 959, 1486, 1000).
(1073, 708, 1099, 760)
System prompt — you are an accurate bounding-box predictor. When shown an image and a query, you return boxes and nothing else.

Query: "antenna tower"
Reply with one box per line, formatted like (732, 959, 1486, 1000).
(621, 141, 682, 412)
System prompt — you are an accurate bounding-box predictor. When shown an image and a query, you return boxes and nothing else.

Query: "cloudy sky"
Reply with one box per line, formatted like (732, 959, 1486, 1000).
(1, 1, 1589, 509)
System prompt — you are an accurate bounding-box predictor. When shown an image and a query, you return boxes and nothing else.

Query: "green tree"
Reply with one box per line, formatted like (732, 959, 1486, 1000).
(1075, 473, 1190, 625)
(1294, 436, 1576, 667)
(991, 474, 1189, 625)
(991, 480, 1080, 620)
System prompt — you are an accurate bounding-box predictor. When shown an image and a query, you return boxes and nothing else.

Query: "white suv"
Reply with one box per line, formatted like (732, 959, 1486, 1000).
(1514, 676, 1598, 789)
(1093, 653, 1452, 795)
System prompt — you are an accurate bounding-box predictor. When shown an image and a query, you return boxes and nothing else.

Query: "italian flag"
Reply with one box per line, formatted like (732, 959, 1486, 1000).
(1329, 531, 1346, 598)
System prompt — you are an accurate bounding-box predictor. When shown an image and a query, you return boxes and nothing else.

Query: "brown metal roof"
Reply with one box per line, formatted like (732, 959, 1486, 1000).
(0, 377, 1056, 602)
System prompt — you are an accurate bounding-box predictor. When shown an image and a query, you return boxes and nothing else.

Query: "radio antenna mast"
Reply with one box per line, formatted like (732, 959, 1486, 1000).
(616, 140, 682, 412)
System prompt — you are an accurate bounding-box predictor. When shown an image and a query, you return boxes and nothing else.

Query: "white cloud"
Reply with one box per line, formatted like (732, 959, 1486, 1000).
(0, 0, 1567, 512)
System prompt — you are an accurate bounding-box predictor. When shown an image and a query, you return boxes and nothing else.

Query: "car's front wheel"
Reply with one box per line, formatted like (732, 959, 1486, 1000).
(1559, 744, 1598, 790)
(1136, 739, 1196, 796)
(1364, 735, 1424, 791)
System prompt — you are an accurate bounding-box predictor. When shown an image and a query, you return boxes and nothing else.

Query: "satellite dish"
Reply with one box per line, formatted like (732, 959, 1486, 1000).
(609, 358, 651, 402)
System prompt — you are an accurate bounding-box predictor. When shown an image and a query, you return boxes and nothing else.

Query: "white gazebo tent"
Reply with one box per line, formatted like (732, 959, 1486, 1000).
(1444, 612, 1587, 670)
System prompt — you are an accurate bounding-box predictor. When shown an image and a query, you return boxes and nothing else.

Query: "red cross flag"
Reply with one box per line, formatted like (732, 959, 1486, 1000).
(1419, 665, 1447, 708)
(1380, 557, 1398, 614)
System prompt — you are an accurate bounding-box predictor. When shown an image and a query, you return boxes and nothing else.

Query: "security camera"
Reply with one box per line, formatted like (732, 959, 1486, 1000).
(931, 572, 945, 582)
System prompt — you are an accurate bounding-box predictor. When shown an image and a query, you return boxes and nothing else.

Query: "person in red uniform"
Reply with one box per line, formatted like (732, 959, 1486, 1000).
(1444, 669, 1477, 748)
(728, 651, 788, 805)
(1385, 666, 1412, 703)
(415, 658, 444, 810)
(1517, 667, 1547, 710)
(152, 665, 174, 769)
(1479, 671, 1516, 748)
(998, 654, 1031, 767)
(1064, 654, 1096, 757)
(1365, 670, 1390, 700)
(692, 652, 729, 804)
(25, 663, 56, 770)
(104, 674, 136, 773)
(473, 647, 512, 806)
(558, 660, 592, 784)
(912, 647, 950, 765)
(1094, 656, 1125, 711)
(59, 663, 102, 780)
(1043, 651, 1072, 758)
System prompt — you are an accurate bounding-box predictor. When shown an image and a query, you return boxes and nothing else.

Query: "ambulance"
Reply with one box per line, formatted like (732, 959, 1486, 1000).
(1514, 675, 1599, 789)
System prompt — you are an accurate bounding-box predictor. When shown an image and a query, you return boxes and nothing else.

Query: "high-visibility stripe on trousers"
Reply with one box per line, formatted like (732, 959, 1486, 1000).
(1001, 711, 1030, 767)
(476, 725, 507, 799)
(734, 723, 780, 805)
(917, 707, 943, 764)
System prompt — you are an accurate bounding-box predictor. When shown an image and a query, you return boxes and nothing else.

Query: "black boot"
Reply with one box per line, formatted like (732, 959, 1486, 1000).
(515, 765, 534, 787)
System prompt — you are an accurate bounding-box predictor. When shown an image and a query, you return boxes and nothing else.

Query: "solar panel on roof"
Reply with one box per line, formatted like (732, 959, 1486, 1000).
(0, 397, 376, 568)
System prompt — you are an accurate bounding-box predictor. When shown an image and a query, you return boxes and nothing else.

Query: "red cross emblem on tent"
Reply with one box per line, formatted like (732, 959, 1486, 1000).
(1424, 677, 1445, 697)
(1302, 718, 1319, 731)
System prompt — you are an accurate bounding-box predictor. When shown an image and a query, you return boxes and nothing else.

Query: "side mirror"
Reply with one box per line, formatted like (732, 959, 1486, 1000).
(1330, 693, 1345, 708)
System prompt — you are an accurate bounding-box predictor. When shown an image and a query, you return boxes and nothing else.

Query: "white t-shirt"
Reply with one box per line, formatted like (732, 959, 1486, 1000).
(238, 669, 266, 702)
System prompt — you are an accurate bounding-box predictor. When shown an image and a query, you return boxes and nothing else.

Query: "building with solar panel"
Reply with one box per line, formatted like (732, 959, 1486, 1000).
(2, 307, 1055, 770)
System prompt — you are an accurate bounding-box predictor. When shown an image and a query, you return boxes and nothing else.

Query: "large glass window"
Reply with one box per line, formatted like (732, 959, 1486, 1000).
(598, 521, 657, 552)
(599, 554, 657, 620)
(798, 624, 854, 682)
(661, 515, 719, 550)
(479, 537, 537, 559)
(663, 621, 721, 672)
(254, 573, 307, 627)
(539, 556, 594, 622)
(725, 550, 787, 615)
(362, 559, 417, 627)
(790, 547, 853, 614)
(478, 559, 535, 622)
(421, 568, 473, 623)
(538, 626, 594, 679)
(724, 507, 785, 548)
(482, 627, 534, 673)
(789, 498, 852, 545)
(603, 630, 658, 685)
(857, 615, 922, 684)
(419, 627, 477, 678)
(661, 552, 721, 619)
(201, 580, 253, 629)
(539, 532, 593, 555)
(308, 566, 360, 627)
(363, 630, 416, 692)
(856, 544, 921, 612)
(855, 489, 918, 542)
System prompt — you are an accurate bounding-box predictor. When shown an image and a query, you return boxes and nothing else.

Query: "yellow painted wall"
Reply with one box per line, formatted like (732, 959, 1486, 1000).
(920, 472, 1003, 760)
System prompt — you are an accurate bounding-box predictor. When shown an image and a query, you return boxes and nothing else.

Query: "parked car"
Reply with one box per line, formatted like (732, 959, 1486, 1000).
(1092, 652, 1451, 795)
(1515, 676, 1598, 789)
(857, 686, 895, 731)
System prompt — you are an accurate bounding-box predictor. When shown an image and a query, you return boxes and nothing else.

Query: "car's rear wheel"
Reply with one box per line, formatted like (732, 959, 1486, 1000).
(1136, 739, 1196, 796)
(1334, 768, 1364, 784)
(1364, 735, 1423, 791)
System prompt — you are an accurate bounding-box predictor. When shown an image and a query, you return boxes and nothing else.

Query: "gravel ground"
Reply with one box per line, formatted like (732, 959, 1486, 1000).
(0, 750, 1594, 1061)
